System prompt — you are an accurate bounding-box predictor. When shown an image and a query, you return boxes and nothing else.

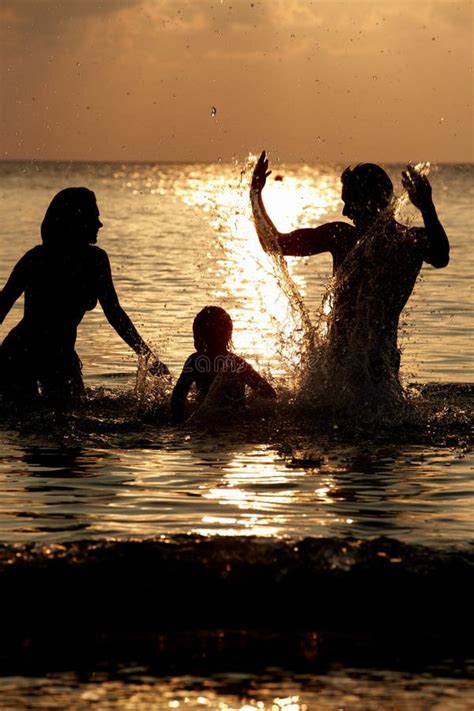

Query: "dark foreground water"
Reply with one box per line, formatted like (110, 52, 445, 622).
(0, 383, 472, 708)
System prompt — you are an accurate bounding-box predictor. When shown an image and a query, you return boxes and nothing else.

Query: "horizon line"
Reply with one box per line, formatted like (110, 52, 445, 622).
(1, 158, 473, 166)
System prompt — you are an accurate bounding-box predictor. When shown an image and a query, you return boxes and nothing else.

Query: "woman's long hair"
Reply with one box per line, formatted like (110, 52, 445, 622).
(41, 187, 98, 249)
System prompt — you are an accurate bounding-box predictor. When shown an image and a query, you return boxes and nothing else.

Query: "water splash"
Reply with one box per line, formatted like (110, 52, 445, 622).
(245, 153, 315, 367)
(302, 218, 409, 423)
(179, 155, 312, 382)
(151, 159, 464, 433)
(250, 161, 435, 426)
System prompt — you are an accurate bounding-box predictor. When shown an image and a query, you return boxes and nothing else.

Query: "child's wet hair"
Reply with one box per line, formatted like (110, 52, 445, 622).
(193, 306, 233, 352)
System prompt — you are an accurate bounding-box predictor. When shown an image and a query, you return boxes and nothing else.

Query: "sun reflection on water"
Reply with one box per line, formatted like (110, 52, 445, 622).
(180, 161, 341, 380)
(168, 695, 308, 711)
(193, 447, 306, 537)
(165, 695, 304, 710)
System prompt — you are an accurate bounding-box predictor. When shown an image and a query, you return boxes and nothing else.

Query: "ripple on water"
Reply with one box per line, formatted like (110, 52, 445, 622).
(0, 669, 474, 710)
(0, 382, 471, 546)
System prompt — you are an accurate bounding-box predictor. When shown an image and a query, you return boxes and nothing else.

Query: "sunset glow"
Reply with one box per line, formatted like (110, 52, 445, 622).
(1, 0, 471, 163)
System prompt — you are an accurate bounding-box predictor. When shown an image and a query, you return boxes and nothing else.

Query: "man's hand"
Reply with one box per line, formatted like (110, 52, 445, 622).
(402, 164, 433, 212)
(251, 151, 271, 192)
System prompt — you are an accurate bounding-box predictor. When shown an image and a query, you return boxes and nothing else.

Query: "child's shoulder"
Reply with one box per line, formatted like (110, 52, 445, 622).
(226, 352, 250, 372)
(183, 352, 199, 368)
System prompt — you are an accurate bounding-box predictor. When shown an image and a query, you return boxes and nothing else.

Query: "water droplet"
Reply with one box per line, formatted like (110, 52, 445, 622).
(372, 75, 377, 80)
(210, 106, 217, 117)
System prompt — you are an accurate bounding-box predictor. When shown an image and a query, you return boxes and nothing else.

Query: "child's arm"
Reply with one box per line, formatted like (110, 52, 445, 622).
(239, 357, 277, 399)
(170, 356, 196, 423)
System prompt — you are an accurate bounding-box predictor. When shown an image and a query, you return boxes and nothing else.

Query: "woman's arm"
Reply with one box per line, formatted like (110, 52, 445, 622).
(250, 151, 349, 260)
(0, 253, 30, 324)
(96, 249, 168, 371)
(402, 165, 450, 268)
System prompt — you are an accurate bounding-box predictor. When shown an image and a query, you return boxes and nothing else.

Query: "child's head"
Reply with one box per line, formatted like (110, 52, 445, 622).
(193, 306, 233, 354)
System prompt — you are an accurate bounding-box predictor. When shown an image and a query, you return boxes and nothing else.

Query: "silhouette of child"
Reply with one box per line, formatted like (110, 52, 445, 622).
(171, 306, 276, 423)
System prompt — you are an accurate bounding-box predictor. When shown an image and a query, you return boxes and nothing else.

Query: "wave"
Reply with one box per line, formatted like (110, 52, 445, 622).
(1, 534, 472, 673)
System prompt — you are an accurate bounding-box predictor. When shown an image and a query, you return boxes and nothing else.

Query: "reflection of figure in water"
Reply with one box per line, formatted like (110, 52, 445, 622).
(251, 152, 449, 413)
(0, 188, 168, 403)
(171, 306, 276, 423)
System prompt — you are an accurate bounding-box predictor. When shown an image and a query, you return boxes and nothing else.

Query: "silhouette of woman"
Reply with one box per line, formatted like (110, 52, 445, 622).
(0, 187, 168, 402)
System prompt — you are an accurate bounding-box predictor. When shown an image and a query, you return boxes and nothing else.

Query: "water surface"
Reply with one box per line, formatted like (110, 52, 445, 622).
(0, 161, 472, 547)
(0, 163, 472, 701)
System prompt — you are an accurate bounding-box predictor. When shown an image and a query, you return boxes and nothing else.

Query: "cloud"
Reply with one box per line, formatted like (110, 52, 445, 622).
(0, 0, 471, 161)
(3, 0, 140, 16)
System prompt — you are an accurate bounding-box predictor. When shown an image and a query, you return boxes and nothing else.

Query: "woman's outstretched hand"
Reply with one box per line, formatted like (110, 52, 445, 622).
(402, 164, 433, 211)
(148, 359, 170, 377)
(251, 151, 272, 192)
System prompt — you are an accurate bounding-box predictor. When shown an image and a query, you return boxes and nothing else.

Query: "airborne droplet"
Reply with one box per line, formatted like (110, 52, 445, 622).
(210, 106, 217, 117)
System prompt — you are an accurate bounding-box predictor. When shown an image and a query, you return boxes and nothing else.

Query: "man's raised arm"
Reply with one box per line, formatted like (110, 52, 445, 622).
(402, 165, 450, 269)
(250, 151, 347, 260)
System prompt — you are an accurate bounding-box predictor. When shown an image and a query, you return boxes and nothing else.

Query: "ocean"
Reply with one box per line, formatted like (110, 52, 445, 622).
(0, 160, 472, 708)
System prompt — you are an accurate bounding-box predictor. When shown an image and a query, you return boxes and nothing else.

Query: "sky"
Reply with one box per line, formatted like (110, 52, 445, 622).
(0, 0, 472, 163)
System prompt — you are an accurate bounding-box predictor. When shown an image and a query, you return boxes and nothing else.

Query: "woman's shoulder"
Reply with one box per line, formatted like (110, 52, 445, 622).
(86, 244, 108, 259)
(22, 244, 44, 260)
(84, 245, 111, 271)
(14, 244, 44, 270)
(182, 352, 199, 369)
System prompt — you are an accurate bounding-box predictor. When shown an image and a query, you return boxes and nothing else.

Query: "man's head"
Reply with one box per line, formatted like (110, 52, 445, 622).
(341, 164, 393, 227)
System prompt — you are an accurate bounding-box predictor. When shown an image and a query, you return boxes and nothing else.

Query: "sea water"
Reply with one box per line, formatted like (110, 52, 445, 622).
(0, 161, 472, 707)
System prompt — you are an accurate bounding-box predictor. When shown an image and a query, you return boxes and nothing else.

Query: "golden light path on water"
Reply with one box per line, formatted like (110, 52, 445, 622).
(7, 671, 474, 709)
(77, 686, 307, 711)
(178, 163, 343, 538)
(194, 452, 305, 537)
(181, 157, 341, 379)
(165, 696, 304, 710)
(88, 445, 346, 540)
(193, 448, 341, 539)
